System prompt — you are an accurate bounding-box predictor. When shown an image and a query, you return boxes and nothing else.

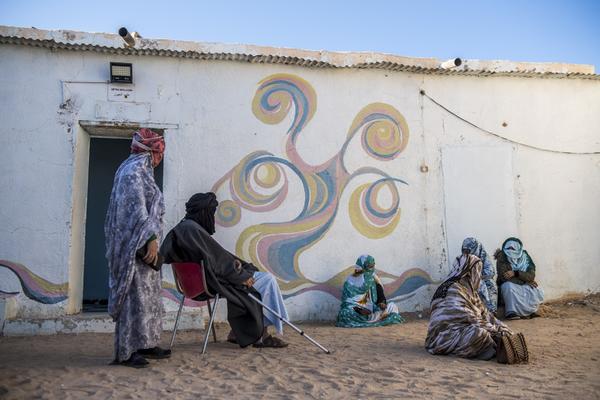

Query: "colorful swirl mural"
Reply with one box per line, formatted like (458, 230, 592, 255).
(212, 74, 434, 299)
(0, 260, 68, 304)
(0, 260, 204, 308)
(161, 282, 204, 307)
(0, 75, 432, 310)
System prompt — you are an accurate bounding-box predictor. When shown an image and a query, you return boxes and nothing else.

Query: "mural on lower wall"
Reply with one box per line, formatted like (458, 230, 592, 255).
(162, 282, 203, 307)
(0, 259, 198, 308)
(212, 73, 434, 300)
(0, 260, 68, 304)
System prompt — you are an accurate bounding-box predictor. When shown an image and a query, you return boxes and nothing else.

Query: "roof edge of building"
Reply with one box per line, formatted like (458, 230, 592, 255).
(1, 25, 597, 80)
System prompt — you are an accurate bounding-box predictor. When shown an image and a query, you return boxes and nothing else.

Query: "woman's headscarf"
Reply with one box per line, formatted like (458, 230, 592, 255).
(502, 237, 530, 272)
(346, 254, 377, 288)
(185, 192, 219, 235)
(433, 254, 482, 301)
(462, 237, 488, 261)
(131, 128, 165, 166)
(460, 237, 495, 280)
(355, 254, 375, 271)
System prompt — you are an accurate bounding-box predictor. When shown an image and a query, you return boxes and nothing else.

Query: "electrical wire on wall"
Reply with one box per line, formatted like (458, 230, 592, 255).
(419, 89, 600, 155)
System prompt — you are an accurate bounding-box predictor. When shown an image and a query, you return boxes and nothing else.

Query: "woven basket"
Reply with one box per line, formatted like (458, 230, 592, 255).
(497, 332, 529, 364)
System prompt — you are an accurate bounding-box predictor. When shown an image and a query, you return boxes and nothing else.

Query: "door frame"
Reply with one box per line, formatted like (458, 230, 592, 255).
(66, 120, 177, 314)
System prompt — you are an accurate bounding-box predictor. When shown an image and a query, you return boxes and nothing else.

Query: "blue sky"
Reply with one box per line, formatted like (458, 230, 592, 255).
(1, 0, 599, 70)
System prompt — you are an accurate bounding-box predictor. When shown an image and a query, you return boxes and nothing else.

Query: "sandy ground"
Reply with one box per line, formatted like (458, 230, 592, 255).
(1, 296, 599, 400)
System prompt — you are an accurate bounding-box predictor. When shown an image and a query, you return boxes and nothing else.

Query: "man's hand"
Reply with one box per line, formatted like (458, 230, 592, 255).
(503, 270, 515, 280)
(143, 239, 159, 265)
(528, 280, 538, 288)
(378, 302, 387, 310)
(243, 276, 256, 288)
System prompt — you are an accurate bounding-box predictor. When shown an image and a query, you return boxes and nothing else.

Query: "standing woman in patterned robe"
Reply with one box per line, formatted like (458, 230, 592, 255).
(105, 128, 170, 368)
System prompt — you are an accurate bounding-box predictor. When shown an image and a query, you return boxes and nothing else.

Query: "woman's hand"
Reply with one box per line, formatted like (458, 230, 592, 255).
(378, 302, 387, 310)
(528, 280, 538, 288)
(143, 239, 159, 265)
(503, 270, 515, 280)
(354, 306, 372, 316)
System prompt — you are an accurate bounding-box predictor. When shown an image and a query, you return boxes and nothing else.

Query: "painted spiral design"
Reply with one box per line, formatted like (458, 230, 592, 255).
(216, 200, 241, 227)
(349, 178, 402, 239)
(210, 73, 434, 300)
(348, 103, 409, 161)
(229, 152, 289, 213)
(252, 73, 317, 141)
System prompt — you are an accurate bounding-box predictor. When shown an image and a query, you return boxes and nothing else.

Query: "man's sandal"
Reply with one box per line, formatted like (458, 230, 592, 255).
(253, 335, 289, 348)
(112, 352, 150, 368)
(137, 347, 172, 359)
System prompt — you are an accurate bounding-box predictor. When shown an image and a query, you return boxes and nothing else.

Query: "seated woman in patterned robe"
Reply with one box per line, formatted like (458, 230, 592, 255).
(457, 237, 498, 314)
(336, 255, 404, 328)
(425, 254, 512, 360)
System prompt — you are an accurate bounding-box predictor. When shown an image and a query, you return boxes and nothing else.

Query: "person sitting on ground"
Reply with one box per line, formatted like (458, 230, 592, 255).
(495, 237, 544, 320)
(336, 255, 404, 328)
(160, 192, 288, 348)
(456, 237, 498, 314)
(425, 254, 512, 360)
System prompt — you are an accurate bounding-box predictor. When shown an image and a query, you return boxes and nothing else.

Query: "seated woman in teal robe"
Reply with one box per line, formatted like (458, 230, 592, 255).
(336, 255, 404, 328)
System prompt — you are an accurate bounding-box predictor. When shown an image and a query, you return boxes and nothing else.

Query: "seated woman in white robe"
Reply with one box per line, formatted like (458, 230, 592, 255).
(495, 237, 544, 320)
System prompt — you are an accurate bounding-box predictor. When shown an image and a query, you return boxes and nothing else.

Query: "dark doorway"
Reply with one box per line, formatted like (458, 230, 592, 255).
(83, 137, 163, 312)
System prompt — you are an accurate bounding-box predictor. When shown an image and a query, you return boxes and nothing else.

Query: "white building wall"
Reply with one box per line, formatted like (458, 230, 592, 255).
(1, 42, 599, 325)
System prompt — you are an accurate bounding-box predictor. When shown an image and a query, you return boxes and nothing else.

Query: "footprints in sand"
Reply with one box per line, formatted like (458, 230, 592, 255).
(1, 313, 600, 399)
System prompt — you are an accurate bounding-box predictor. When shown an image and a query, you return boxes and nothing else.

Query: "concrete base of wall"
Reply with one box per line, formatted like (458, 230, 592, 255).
(1, 311, 206, 336)
(0, 299, 6, 334)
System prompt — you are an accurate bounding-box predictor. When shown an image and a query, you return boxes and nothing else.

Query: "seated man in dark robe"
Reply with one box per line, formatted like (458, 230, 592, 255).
(160, 192, 288, 348)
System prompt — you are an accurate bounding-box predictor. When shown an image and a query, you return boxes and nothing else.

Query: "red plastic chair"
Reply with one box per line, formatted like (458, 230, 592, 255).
(169, 261, 220, 354)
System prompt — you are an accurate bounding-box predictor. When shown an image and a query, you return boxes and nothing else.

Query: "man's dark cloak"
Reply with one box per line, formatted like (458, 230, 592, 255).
(160, 219, 264, 347)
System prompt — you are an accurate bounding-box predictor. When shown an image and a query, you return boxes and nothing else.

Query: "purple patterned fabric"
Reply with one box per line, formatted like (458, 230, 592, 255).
(426, 255, 511, 359)
(104, 152, 165, 361)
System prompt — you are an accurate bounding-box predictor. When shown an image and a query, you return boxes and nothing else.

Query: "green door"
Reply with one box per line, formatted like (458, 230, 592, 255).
(83, 137, 163, 312)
